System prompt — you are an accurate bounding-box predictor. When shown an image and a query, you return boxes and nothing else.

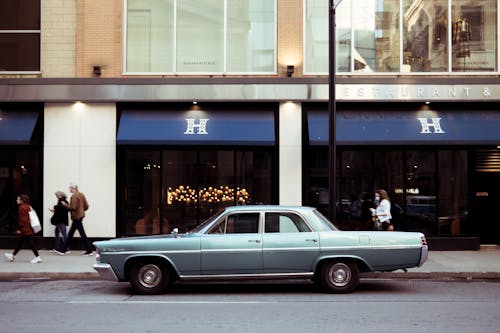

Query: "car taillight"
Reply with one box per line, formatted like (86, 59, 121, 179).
(421, 235, 427, 246)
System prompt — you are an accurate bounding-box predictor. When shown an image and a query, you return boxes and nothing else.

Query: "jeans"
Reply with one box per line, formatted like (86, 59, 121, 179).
(53, 224, 67, 251)
(64, 218, 92, 253)
(13, 235, 39, 257)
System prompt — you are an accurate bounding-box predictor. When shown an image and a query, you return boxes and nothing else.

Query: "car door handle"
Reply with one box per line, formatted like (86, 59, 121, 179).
(248, 239, 261, 243)
(306, 239, 318, 243)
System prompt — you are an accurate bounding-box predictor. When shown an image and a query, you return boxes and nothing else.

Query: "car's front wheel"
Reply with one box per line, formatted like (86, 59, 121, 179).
(319, 261, 359, 293)
(129, 261, 171, 294)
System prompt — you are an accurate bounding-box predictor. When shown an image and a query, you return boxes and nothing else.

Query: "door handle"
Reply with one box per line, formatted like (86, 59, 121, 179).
(306, 239, 318, 243)
(248, 239, 261, 243)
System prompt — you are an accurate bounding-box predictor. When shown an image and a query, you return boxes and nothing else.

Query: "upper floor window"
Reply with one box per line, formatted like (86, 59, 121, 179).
(304, 0, 498, 74)
(125, 0, 276, 74)
(0, 0, 40, 73)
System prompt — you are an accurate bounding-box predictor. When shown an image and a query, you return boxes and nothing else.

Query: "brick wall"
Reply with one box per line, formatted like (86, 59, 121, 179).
(41, 0, 77, 77)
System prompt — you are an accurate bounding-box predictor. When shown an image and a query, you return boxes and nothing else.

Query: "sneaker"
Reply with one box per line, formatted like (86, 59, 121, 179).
(30, 256, 42, 264)
(4, 253, 15, 262)
(64, 250, 71, 254)
(54, 250, 65, 256)
(82, 251, 93, 256)
(50, 249, 57, 253)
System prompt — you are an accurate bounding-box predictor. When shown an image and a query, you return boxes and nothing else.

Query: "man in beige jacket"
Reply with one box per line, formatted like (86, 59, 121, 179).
(62, 182, 93, 255)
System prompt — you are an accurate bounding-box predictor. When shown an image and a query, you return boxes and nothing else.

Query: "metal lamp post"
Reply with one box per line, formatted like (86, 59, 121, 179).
(328, 0, 342, 222)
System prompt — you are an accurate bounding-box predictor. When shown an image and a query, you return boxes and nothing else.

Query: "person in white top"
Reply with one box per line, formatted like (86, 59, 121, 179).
(373, 189, 394, 231)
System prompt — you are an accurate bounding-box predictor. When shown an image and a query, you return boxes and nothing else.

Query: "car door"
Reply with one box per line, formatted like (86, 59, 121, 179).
(200, 212, 263, 275)
(262, 212, 320, 273)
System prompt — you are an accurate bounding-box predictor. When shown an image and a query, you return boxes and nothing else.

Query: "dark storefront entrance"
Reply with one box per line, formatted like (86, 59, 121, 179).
(116, 103, 278, 236)
(304, 103, 500, 247)
(0, 105, 43, 239)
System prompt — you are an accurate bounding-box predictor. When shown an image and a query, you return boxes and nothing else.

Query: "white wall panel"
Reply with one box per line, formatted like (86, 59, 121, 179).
(279, 102, 302, 205)
(43, 103, 116, 238)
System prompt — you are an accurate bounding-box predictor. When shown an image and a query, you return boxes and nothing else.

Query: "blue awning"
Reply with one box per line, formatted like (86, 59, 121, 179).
(117, 110, 275, 146)
(308, 110, 500, 145)
(0, 111, 39, 145)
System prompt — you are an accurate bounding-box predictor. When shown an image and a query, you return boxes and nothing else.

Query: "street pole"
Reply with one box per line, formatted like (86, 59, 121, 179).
(328, 0, 337, 222)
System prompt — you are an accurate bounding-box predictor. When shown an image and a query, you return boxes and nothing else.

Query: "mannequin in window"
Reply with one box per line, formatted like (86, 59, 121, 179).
(407, 15, 429, 71)
(452, 17, 472, 58)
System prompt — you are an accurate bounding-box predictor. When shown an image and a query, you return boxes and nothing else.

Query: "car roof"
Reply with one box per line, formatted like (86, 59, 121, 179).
(222, 205, 316, 213)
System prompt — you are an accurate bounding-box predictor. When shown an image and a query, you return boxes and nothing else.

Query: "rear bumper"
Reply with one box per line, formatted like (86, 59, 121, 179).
(418, 245, 429, 267)
(93, 263, 119, 281)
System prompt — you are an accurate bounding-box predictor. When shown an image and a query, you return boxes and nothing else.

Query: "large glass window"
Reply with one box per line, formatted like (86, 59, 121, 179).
(304, 0, 498, 74)
(227, 0, 275, 73)
(0, 0, 40, 72)
(126, 0, 174, 72)
(451, 0, 497, 72)
(304, 146, 470, 236)
(403, 0, 448, 72)
(122, 149, 275, 235)
(125, 0, 276, 74)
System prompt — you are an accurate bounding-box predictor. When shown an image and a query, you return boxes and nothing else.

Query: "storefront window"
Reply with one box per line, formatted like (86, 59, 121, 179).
(451, 0, 497, 72)
(438, 151, 468, 235)
(123, 149, 274, 235)
(227, 0, 275, 73)
(126, 0, 174, 72)
(125, 0, 276, 74)
(177, 0, 224, 73)
(354, 0, 400, 72)
(403, 0, 448, 72)
(304, 0, 498, 74)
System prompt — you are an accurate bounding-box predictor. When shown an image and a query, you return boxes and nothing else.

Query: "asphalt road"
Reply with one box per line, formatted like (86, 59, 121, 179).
(0, 279, 499, 333)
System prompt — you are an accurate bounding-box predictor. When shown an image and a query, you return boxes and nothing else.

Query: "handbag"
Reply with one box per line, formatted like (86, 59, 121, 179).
(372, 216, 383, 231)
(29, 206, 42, 233)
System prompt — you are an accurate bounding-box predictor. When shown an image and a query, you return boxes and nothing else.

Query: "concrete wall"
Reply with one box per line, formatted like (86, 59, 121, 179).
(43, 103, 116, 238)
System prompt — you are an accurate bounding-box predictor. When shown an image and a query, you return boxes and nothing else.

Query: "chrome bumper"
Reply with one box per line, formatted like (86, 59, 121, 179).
(93, 263, 119, 281)
(418, 245, 429, 267)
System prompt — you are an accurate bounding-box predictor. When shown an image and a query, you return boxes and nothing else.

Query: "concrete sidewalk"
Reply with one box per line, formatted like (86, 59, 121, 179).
(1, 246, 499, 281)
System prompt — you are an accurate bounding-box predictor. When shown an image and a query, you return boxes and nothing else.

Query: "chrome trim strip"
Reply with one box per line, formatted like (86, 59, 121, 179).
(321, 245, 422, 251)
(100, 250, 200, 255)
(418, 245, 429, 267)
(179, 272, 314, 280)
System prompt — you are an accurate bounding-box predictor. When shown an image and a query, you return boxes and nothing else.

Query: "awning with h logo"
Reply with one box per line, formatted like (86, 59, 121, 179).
(308, 109, 500, 145)
(117, 109, 275, 146)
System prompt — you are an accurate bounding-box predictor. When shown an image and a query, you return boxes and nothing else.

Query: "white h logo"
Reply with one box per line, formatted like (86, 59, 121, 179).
(184, 118, 209, 135)
(417, 117, 445, 134)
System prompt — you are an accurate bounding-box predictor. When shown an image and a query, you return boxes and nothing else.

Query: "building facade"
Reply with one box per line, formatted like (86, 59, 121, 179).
(1, 0, 500, 249)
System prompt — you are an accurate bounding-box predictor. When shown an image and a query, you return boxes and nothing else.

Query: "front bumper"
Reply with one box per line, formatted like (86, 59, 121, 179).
(93, 263, 119, 281)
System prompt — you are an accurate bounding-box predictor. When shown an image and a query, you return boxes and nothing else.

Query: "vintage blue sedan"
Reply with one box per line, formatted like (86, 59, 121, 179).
(93, 206, 428, 294)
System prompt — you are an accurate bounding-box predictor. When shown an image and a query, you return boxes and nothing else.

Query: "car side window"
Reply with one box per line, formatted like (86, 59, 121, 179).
(264, 213, 311, 233)
(208, 213, 260, 234)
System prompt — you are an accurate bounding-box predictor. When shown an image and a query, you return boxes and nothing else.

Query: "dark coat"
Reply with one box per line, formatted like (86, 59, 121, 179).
(51, 199, 69, 226)
(18, 203, 34, 236)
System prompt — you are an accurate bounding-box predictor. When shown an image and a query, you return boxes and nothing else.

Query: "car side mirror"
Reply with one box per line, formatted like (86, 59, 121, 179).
(172, 228, 179, 238)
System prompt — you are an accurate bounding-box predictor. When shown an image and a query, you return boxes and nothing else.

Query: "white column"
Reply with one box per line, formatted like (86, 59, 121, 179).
(279, 102, 302, 205)
(43, 103, 116, 238)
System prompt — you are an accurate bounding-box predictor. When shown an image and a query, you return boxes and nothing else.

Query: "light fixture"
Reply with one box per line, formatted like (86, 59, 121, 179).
(425, 101, 430, 105)
(192, 101, 198, 105)
(286, 65, 295, 77)
(93, 65, 102, 76)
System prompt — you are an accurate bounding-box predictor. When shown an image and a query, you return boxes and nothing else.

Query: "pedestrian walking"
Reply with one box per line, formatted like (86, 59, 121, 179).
(62, 182, 93, 255)
(372, 189, 394, 231)
(49, 191, 69, 255)
(4, 194, 42, 263)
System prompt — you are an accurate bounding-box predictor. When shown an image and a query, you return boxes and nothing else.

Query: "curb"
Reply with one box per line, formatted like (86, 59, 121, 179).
(1, 272, 500, 281)
(0, 272, 100, 281)
(362, 272, 500, 281)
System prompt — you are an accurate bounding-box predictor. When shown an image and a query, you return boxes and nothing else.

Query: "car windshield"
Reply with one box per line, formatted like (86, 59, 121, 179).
(312, 209, 338, 231)
(188, 209, 226, 234)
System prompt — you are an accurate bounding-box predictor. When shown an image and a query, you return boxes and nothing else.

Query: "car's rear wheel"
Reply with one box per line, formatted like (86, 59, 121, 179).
(319, 261, 359, 293)
(130, 261, 170, 294)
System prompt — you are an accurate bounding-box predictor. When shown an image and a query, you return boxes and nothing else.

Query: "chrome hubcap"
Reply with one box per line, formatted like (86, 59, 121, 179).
(329, 263, 351, 287)
(138, 264, 162, 288)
